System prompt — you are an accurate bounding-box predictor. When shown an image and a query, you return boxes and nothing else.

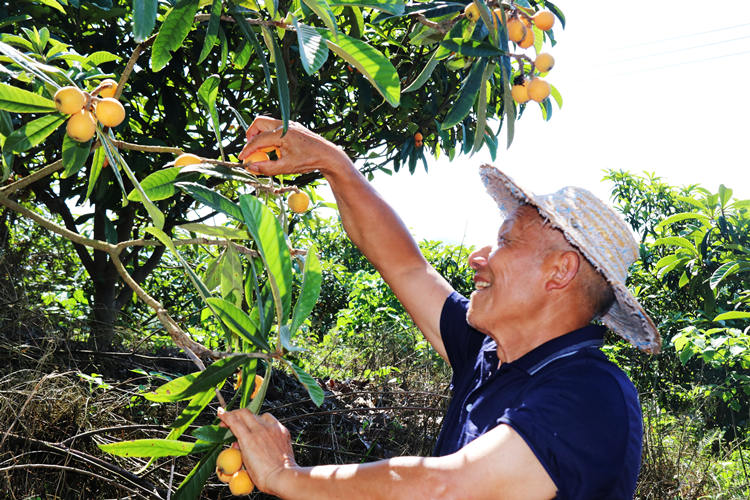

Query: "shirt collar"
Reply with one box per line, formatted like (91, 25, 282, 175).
(482, 324, 607, 375)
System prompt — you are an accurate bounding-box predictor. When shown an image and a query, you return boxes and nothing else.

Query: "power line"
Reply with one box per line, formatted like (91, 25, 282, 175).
(610, 22, 750, 51)
(600, 33, 750, 66)
(608, 48, 750, 76)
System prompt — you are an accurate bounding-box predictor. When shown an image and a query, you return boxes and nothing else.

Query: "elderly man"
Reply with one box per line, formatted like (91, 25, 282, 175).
(218, 117, 661, 499)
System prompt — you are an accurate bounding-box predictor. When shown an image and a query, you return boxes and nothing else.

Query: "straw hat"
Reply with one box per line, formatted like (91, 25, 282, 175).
(479, 164, 661, 354)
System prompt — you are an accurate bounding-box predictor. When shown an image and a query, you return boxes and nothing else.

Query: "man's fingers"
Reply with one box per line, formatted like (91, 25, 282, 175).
(246, 115, 282, 141)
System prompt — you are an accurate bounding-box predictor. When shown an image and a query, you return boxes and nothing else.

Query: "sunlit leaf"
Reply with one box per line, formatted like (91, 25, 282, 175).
(294, 20, 328, 76)
(288, 361, 324, 406)
(151, 0, 201, 72)
(61, 133, 90, 178)
(99, 439, 213, 458)
(143, 355, 249, 402)
(4, 114, 66, 153)
(127, 166, 181, 202)
(0, 83, 56, 113)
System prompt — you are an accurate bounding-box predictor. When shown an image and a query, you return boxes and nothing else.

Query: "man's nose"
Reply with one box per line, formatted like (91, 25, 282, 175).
(468, 245, 491, 270)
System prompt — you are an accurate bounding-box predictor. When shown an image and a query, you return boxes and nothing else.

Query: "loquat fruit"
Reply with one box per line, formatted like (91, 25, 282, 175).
(98, 79, 118, 99)
(511, 80, 530, 104)
(251, 375, 263, 399)
(95, 98, 126, 127)
(532, 10, 555, 31)
(534, 53, 554, 73)
(242, 151, 270, 168)
(414, 132, 423, 142)
(216, 466, 236, 484)
(491, 8, 503, 30)
(288, 191, 310, 214)
(527, 77, 550, 102)
(54, 86, 86, 115)
(216, 448, 243, 477)
(258, 146, 282, 159)
(507, 18, 526, 43)
(174, 153, 202, 167)
(229, 469, 254, 496)
(518, 27, 535, 48)
(66, 109, 96, 142)
(463, 3, 480, 23)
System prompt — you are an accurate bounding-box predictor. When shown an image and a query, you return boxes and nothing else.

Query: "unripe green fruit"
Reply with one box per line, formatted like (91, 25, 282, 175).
(66, 109, 96, 142)
(95, 98, 126, 127)
(54, 86, 85, 115)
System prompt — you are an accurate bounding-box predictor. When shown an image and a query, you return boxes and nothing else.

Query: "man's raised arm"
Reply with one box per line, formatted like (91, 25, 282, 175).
(239, 117, 454, 360)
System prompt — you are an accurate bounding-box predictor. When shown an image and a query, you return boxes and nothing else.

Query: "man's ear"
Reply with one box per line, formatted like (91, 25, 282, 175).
(545, 251, 580, 291)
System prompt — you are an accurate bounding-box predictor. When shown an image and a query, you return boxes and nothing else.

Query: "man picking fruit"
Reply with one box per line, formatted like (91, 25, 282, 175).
(219, 116, 660, 499)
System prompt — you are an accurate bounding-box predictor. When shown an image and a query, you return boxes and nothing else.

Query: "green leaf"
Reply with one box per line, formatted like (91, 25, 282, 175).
(440, 39, 506, 58)
(441, 58, 488, 129)
(191, 424, 229, 443)
(654, 212, 711, 232)
(294, 20, 329, 76)
(144, 226, 213, 300)
(133, 0, 158, 42)
(37, 0, 67, 14)
(151, 0, 201, 72)
(198, 0, 222, 63)
(4, 114, 66, 153)
(197, 75, 223, 158)
(403, 48, 439, 93)
(328, 0, 404, 15)
(472, 62, 494, 154)
(279, 324, 305, 352)
(176, 182, 244, 221)
(264, 27, 290, 134)
(180, 163, 255, 183)
(99, 439, 213, 458)
(85, 146, 106, 201)
(549, 84, 563, 109)
(714, 311, 750, 322)
(239, 194, 293, 321)
(61, 134, 90, 178)
(318, 29, 400, 108)
(144, 355, 249, 402)
(174, 444, 221, 500)
(288, 361, 324, 406)
(205, 297, 271, 351)
(83, 51, 122, 67)
(653, 236, 698, 256)
(301, 0, 338, 36)
(710, 261, 742, 290)
(127, 166, 181, 202)
(178, 223, 249, 240)
(166, 388, 217, 441)
(0, 83, 56, 113)
(231, 9, 273, 92)
(248, 363, 272, 413)
(290, 245, 322, 335)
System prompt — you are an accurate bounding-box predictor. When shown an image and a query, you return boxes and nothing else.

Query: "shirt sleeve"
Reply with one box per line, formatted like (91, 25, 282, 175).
(439, 291, 486, 374)
(498, 359, 642, 500)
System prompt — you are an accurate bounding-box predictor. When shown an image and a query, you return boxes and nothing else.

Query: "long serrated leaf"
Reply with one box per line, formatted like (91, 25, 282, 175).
(403, 49, 439, 93)
(191, 424, 228, 443)
(440, 39, 506, 58)
(144, 355, 249, 402)
(180, 163, 254, 182)
(178, 223, 249, 240)
(329, 0, 404, 15)
(290, 244, 321, 335)
(37, 0, 67, 13)
(301, 0, 338, 36)
(279, 324, 305, 352)
(472, 62, 494, 153)
(288, 361, 324, 406)
(294, 20, 328, 76)
(176, 182, 244, 221)
(441, 58, 487, 129)
(197, 75, 224, 158)
(84, 51, 122, 67)
(239, 194, 293, 321)
(205, 297, 271, 351)
(0, 83, 56, 113)
(174, 444, 221, 500)
(98, 439, 212, 458)
(264, 27, 290, 134)
(61, 133, 90, 178)
(231, 9, 273, 92)
(127, 166, 181, 201)
(501, 61, 515, 147)
(151, 0, 201, 72)
(710, 261, 741, 290)
(318, 29, 400, 107)
(198, 0, 222, 63)
(133, 0, 158, 42)
(713, 311, 750, 322)
(85, 146, 106, 201)
(166, 388, 217, 441)
(4, 114, 65, 153)
(248, 363, 272, 413)
(654, 212, 711, 232)
(653, 236, 698, 255)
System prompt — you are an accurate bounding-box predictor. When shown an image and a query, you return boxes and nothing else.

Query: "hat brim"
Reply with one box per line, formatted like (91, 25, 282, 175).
(479, 164, 661, 354)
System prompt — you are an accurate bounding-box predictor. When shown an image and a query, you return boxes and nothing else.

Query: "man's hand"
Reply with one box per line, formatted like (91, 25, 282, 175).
(218, 409, 296, 496)
(238, 116, 353, 177)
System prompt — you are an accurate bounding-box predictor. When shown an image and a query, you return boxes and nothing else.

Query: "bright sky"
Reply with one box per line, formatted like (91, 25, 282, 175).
(334, 0, 750, 249)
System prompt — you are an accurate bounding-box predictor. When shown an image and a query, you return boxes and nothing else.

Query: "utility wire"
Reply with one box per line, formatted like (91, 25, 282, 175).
(611, 22, 750, 51)
(608, 48, 750, 76)
(599, 33, 750, 66)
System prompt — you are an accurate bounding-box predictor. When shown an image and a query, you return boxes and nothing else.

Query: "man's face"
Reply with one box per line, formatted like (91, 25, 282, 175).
(466, 206, 551, 337)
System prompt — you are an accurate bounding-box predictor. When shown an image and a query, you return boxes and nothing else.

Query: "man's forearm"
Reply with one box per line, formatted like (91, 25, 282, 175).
(270, 456, 454, 500)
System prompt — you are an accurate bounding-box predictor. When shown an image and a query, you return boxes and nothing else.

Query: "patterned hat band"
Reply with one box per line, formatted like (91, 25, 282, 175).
(479, 165, 661, 353)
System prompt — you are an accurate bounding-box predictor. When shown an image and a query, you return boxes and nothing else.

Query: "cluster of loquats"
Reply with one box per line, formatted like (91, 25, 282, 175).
(414, 132, 423, 148)
(54, 79, 125, 142)
(215, 448, 254, 496)
(463, 3, 557, 104)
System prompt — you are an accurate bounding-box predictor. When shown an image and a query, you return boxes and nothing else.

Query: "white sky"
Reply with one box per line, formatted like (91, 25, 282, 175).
(322, 0, 750, 249)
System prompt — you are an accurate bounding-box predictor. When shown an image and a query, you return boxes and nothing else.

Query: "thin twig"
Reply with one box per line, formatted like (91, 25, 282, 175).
(116, 35, 157, 101)
(0, 159, 64, 195)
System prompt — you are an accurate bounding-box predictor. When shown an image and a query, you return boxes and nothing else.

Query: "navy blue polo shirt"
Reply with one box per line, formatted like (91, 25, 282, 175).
(434, 292, 642, 500)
